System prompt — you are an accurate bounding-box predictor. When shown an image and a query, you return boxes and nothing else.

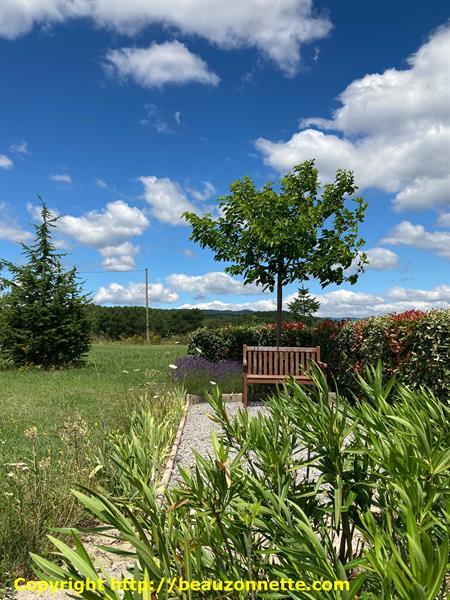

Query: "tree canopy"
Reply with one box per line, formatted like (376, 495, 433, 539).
(184, 160, 368, 344)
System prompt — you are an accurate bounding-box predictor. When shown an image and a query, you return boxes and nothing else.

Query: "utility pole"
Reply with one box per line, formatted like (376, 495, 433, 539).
(145, 268, 149, 342)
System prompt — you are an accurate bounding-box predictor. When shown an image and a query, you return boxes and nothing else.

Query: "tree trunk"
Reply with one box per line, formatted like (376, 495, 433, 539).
(276, 264, 283, 346)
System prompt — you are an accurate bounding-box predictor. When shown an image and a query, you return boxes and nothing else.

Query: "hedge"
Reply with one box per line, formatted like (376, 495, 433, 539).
(188, 309, 450, 399)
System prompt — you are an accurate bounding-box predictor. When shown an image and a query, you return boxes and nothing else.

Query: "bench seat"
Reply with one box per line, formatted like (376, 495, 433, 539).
(242, 345, 326, 406)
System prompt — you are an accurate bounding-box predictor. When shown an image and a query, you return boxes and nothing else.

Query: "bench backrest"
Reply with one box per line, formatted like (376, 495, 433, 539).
(243, 345, 321, 376)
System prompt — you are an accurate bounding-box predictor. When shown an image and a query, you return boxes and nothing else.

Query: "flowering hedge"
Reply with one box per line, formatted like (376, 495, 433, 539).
(188, 309, 450, 399)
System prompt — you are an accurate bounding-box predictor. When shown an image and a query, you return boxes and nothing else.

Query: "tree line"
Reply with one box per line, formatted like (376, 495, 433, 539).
(87, 305, 204, 340)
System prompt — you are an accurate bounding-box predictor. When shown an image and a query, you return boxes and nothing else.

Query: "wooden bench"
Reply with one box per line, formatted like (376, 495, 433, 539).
(242, 345, 327, 407)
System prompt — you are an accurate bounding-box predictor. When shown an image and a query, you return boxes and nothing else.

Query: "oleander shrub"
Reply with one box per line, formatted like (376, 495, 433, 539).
(33, 365, 450, 599)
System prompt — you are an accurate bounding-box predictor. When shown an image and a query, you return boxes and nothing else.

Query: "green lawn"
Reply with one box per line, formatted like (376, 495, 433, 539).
(0, 342, 187, 582)
(0, 343, 187, 462)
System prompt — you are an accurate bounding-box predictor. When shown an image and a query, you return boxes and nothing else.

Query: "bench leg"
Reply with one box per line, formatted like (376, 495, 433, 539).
(242, 375, 248, 408)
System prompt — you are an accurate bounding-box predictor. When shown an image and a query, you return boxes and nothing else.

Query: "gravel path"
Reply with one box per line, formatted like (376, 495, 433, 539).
(169, 401, 268, 486)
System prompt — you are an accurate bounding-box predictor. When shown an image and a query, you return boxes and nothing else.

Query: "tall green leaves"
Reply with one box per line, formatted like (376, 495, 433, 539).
(33, 368, 449, 598)
(0, 201, 91, 367)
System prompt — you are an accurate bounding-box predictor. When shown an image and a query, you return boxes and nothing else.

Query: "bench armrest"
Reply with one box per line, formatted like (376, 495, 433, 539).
(242, 345, 247, 368)
(317, 361, 328, 370)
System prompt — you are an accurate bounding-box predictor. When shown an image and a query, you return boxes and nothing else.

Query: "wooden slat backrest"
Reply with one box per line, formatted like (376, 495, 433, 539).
(244, 346, 320, 376)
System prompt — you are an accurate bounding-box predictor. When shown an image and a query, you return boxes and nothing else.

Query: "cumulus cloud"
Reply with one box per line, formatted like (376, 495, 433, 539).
(105, 41, 219, 89)
(180, 299, 278, 311)
(0, 154, 13, 169)
(365, 247, 399, 270)
(94, 282, 178, 305)
(100, 256, 137, 271)
(50, 173, 72, 184)
(256, 25, 450, 211)
(381, 221, 450, 259)
(181, 284, 450, 317)
(27, 199, 149, 270)
(187, 181, 216, 201)
(315, 286, 450, 318)
(139, 176, 197, 225)
(0, 0, 331, 74)
(167, 271, 264, 299)
(0, 202, 32, 242)
(99, 241, 140, 271)
(58, 200, 149, 247)
(436, 212, 450, 228)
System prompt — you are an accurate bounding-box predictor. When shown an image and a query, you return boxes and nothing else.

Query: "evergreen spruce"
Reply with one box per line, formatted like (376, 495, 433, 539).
(287, 285, 320, 323)
(0, 201, 91, 367)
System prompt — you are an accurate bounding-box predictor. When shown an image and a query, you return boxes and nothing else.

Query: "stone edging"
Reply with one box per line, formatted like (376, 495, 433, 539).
(187, 392, 243, 404)
(156, 396, 191, 498)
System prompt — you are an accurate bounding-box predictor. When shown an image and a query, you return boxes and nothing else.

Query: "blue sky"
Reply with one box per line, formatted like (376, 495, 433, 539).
(0, 0, 449, 317)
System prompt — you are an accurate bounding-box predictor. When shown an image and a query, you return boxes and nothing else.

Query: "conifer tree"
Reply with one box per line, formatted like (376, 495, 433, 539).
(0, 201, 91, 367)
(288, 285, 320, 323)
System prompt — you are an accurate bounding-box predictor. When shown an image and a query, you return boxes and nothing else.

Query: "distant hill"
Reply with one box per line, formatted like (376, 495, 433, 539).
(88, 304, 352, 341)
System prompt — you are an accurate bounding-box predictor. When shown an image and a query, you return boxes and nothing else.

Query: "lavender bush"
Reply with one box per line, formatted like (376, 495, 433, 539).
(169, 356, 242, 395)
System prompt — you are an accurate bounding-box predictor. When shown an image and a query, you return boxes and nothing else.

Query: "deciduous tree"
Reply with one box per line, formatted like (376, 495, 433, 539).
(184, 160, 367, 344)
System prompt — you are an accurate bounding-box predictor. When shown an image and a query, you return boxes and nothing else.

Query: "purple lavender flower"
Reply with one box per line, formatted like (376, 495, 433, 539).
(169, 356, 241, 382)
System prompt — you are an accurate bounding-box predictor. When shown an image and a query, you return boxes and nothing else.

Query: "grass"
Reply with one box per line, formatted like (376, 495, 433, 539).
(0, 343, 186, 462)
(0, 342, 187, 584)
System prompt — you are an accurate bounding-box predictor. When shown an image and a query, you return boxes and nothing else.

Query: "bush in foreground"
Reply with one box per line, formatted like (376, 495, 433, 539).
(33, 365, 449, 598)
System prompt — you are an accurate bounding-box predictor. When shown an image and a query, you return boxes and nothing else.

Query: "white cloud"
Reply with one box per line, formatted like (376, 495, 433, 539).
(0, 0, 331, 74)
(105, 41, 219, 88)
(0, 202, 32, 242)
(183, 248, 194, 258)
(167, 271, 264, 299)
(392, 175, 450, 212)
(315, 286, 450, 318)
(187, 181, 216, 201)
(98, 241, 139, 257)
(139, 176, 197, 225)
(181, 284, 450, 317)
(256, 26, 450, 211)
(9, 141, 30, 155)
(365, 247, 399, 270)
(27, 200, 149, 269)
(94, 282, 178, 305)
(180, 299, 278, 311)
(58, 200, 149, 247)
(0, 154, 13, 169)
(99, 241, 140, 271)
(101, 256, 137, 271)
(381, 221, 450, 259)
(50, 173, 72, 184)
(175, 111, 181, 125)
(436, 212, 450, 228)
(95, 178, 108, 189)
(388, 285, 450, 302)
